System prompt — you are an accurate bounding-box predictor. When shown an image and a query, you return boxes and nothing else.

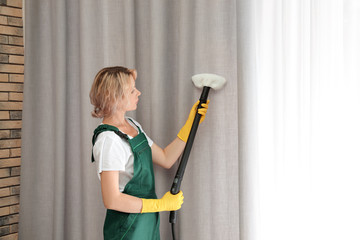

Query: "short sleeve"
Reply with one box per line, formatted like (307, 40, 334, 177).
(93, 132, 131, 177)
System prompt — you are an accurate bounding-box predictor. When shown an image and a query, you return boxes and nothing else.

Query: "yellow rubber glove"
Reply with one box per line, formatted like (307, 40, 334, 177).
(177, 100, 210, 142)
(141, 191, 184, 213)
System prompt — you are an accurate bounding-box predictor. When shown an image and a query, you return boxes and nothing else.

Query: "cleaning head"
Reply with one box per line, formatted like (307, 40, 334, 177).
(192, 73, 226, 90)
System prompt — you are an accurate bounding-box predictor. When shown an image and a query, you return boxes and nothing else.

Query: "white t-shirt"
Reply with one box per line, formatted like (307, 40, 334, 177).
(92, 117, 153, 192)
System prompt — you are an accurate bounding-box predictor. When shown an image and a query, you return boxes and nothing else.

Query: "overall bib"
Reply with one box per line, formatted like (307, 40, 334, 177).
(92, 122, 160, 240)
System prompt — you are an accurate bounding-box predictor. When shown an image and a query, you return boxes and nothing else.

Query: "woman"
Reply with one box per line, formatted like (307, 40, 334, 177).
(89, 66, 209, 239)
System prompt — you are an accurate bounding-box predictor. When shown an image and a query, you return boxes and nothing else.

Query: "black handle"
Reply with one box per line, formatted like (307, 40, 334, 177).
(169, 86, 211, 224)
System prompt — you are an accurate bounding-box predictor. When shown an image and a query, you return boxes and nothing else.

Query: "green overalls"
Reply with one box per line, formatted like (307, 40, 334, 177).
(92, 121, 160, 240)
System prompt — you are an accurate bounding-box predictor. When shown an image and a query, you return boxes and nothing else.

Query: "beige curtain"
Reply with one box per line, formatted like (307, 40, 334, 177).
(20, 1, 239, 239)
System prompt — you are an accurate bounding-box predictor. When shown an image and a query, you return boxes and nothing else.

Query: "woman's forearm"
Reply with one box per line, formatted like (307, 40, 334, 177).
(103, 191, 143, 213)
(101, 171, 142, 213)
(151, 137, 186, 169)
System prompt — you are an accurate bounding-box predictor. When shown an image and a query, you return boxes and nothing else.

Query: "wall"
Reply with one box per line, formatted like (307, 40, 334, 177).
(0, 0, 24, 239)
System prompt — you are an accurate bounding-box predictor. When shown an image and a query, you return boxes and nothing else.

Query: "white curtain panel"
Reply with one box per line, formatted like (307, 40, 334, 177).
(239, 0, 360, 239)
(20, 1, 238, 240)
(19, 0, 360, 240)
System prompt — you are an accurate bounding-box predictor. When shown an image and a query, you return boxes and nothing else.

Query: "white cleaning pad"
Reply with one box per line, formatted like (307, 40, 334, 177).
(192, 73, 226, 90)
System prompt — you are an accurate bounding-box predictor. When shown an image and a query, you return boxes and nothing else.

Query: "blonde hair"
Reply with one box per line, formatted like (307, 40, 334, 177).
(89, 66, 137, 118)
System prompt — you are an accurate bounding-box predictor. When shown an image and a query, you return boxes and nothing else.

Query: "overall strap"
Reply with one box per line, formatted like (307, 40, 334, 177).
(127, 118, 142, 133)
(91, 124, 129, 162)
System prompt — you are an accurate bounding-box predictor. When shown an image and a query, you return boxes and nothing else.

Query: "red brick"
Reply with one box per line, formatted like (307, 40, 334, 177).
(9, 149, 19, 157)
(0, 207, 10, 217)
(7, 37, 22, 46)
(0, 16, 7, 25)
(0, 112, 9, 120)
(0, 177, 20, 189)
(0, 103, 23, 111)
(0, 121, 22, 129)
(0, 149, 10, 158)
(0, 45, 23, 55)
(7, 0, 22, 8)
(8, 93, 22, 101)
(0, 93, 8, 101)
(0, 158, 21, 168)
(9, 186, 19, 196)
(0, 233, 18, 240)
(9, 130, 20, 139)
(8, 75, 22, 83)
(0, 169, 10, 178)
(0, 64, 24, 74)
(0, 82, 22, 92)
(0, 36, 8, 45)
(0, 188, 10, 197)
(8, 112, 21, 120)
(0, 6, 22, 17)
(0, 130, 10, 138)
(9, 206, 18, 215)
(0, 25, 22, 37)
(8, 56, 23, 64)
(7, 17, 22, 27)
(0, 225, 10, 235)
(0, 74, 8, 82)
(9, 224, 17, 234)
(10, 167, 19, 176)
(0, 139, 21, 148)
(0, 54, 9, 63)
(0, 214, 19, 226)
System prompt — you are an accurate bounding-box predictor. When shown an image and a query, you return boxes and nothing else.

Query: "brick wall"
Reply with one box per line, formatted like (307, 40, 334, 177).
(0, 0, 24, 239)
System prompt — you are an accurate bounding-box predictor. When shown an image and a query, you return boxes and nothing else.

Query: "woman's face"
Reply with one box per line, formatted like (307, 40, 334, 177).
(122, 75, 141, 112)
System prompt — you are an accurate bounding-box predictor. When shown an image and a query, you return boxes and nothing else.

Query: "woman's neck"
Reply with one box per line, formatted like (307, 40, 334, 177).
(102, 111, 138, 137)
(102, 110, 127, 126)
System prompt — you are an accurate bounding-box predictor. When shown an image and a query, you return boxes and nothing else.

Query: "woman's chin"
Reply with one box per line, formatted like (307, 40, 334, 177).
(128, 106, 137, 112)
